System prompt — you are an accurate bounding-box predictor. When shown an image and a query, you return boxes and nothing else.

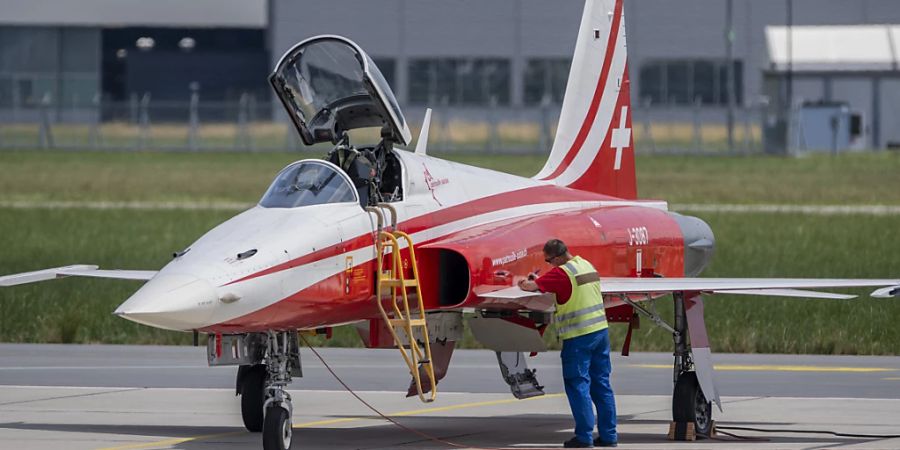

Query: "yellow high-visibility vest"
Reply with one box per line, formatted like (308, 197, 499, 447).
(555, 256, 608, 340)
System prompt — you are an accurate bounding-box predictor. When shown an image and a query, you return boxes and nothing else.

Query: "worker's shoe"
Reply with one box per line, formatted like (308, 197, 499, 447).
(593, 437, 618, 447)
(563, 437, 593, 448)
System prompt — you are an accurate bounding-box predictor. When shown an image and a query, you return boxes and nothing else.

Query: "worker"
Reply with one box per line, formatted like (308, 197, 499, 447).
(518, 239, 617, 448)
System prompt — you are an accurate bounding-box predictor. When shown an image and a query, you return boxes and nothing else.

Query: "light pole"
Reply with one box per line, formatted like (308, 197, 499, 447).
(725, 0, 735, 152)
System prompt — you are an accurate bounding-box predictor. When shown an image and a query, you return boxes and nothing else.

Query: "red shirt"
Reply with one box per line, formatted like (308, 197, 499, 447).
(535, 267, 572, 304)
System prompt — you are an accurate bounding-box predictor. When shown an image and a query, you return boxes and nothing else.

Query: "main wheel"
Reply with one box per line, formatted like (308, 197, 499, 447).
(673, 371, 713, 436)
(263, 405, 292, 450)
(240, 364, 267, 432)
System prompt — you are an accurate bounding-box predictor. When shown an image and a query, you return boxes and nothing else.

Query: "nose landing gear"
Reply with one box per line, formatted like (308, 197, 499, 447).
(261, 331, 301, 450)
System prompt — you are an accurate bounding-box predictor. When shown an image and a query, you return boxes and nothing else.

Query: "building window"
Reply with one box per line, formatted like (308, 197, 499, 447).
(408, 58, 510, 106)
(639, 59, 743, 106)
(523, 58, 571, 105)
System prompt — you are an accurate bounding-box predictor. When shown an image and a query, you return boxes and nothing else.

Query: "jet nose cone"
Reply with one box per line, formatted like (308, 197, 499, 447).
(115, 273, 217, 330)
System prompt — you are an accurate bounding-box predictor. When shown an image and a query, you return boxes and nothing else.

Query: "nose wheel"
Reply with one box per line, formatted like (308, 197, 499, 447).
(263, 404, 292, 450)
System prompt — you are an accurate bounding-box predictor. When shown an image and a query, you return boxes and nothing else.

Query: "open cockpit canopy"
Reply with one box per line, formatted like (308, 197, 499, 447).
(270, 35, 411, 146)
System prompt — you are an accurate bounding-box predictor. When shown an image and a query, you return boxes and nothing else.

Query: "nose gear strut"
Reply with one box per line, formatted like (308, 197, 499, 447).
(261, 330, 301, 450)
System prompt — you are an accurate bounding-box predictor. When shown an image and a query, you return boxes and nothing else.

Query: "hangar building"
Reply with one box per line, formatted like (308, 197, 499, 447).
(2, 0, 899, 148)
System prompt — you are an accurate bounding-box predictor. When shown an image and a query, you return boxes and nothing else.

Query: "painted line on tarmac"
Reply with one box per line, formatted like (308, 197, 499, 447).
(884, 377, 900, 381)
(630, 363, 897, 373)
(95, 392, 565, 450)
(672, 203, 900, 216)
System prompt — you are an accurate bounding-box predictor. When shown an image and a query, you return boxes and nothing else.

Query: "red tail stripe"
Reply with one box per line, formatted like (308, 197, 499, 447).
(565, 62, 635, 197)
(540, 0, 623, 181)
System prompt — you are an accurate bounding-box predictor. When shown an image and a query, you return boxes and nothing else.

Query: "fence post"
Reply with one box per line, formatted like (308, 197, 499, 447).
(39, 93, 54, 149)
(236, 93, 250, 151)
(692, 97, 702, 152)
(89, 94, 101, 149)
(641, 99, 657, 154)
(742, 106, 753, 153)
(130, 93, 139, 125)
(285, 122, 299, 151)
(138, 93, 151, 150)
(487, 95, 498, 153)
(188, 91, 199, 151)
(539, 94, 551, 152)
(248, 94, 257, 152)
(440, 96, 450, 152)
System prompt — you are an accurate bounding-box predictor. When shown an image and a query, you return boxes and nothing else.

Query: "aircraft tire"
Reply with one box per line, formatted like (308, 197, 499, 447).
(240, 364, 267, 432)
(672, 371, 713, 436)
(263, 405, 292, 450)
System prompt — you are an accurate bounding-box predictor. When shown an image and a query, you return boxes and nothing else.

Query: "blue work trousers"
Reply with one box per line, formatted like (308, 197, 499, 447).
(561, 328, 617, 445)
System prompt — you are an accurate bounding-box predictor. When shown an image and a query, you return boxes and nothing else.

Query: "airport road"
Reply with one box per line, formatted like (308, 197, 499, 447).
(1, 344, 900, 449)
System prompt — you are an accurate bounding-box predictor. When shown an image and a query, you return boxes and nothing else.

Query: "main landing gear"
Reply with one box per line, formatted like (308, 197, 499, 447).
(671, 292, 713, 436)
(234, 331, 301, 450)
(620, 291, 715, 436)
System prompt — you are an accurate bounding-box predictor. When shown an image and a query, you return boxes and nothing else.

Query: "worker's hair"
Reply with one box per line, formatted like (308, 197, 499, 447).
(543, 239, 568, 258)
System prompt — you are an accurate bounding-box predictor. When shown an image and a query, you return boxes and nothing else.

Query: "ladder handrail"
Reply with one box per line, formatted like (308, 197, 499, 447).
(364, 206, 384, 232)
(375, 203, 398, 230)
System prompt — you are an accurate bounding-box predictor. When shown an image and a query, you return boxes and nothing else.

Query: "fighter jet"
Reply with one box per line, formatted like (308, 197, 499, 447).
(2, 1, 898, 449)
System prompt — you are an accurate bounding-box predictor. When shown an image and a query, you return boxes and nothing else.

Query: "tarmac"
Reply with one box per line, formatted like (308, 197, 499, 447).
(1, 344, 900, 449)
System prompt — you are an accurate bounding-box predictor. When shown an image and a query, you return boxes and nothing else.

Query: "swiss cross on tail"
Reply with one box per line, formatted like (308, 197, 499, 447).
(534, 0, 636, 199)
(611, 106, 631, 170)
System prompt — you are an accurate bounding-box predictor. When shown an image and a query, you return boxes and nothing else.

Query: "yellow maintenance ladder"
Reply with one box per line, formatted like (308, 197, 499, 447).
(367, 205, 437, 403)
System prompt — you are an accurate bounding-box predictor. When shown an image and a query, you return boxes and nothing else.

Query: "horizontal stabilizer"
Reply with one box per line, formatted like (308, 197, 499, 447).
(0, 265, 156, 287)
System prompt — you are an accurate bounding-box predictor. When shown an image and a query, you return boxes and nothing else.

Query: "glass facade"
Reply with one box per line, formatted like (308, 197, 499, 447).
(638, 59, 743, 106)
(0, 27, 100, 108)
(523, 58, 571, 105)
(407, 58, 510, 106)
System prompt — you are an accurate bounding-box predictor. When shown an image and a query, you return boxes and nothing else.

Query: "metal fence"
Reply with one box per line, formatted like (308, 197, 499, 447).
(0, 94, 766, 154)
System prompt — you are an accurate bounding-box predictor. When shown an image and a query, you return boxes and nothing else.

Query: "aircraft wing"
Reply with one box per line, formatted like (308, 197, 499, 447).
(478, 277, 900, 308)
(0, 265, 157, 287)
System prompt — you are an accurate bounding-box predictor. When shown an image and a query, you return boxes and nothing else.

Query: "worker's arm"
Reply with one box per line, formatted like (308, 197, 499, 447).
(519, 268, 572, 303)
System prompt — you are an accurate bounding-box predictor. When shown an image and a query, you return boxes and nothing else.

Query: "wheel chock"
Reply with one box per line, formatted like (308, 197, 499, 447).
(668, 420, 716, 441)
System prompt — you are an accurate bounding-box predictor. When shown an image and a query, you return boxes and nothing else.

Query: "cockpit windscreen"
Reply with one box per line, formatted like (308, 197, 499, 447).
(259, 161, 357, 208)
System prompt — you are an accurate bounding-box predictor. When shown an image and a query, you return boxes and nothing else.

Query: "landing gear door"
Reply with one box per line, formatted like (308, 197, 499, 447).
(270, 35, 411, 147)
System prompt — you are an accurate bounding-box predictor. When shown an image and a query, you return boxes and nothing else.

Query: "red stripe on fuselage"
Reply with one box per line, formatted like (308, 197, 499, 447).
(540, 0, 623, 181)
(221, 184, 619, 287)
(224, 233, 374, 286)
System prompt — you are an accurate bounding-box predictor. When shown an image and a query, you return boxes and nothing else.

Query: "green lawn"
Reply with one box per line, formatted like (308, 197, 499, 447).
(1, 150, 898, 204)
(0, 150, 898, 353)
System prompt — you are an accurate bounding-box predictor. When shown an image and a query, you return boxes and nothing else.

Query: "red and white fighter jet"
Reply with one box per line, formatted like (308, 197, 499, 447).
(3, 1, 898, 449)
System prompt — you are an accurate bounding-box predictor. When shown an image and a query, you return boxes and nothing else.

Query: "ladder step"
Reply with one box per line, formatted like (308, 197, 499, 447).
(380, 279, 418, 288)
(388, 318, 427, 327)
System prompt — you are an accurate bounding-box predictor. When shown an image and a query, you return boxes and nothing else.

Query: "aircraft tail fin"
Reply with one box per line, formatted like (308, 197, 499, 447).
(534, 0, 635, 199)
